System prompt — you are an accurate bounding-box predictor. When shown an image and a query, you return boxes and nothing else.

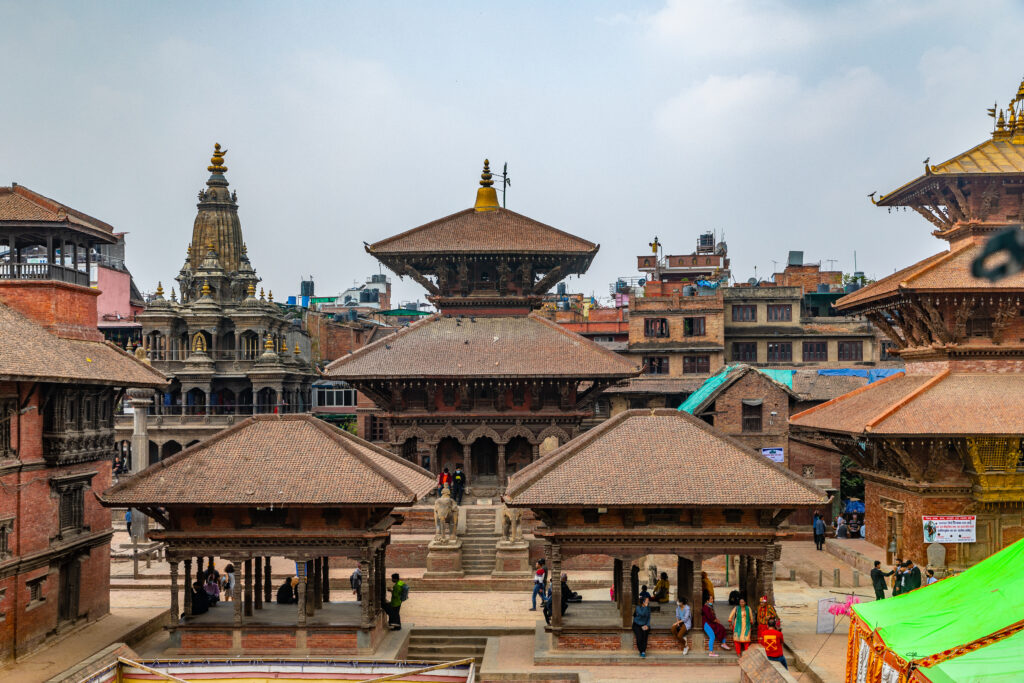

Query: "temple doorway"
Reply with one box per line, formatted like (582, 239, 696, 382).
(472, 437, 498, 480)
(57, 558, 80, 624)
(437, 437, 462, 475)
(506, 437, 532, 475)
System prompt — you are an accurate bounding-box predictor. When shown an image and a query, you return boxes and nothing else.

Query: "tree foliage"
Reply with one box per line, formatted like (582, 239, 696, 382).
(840, 454, 864, 501)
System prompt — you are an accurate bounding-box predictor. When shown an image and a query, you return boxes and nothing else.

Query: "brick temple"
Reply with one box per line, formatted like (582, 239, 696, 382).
(791, 77, 1024, 568)
(326, 161, 637, 494)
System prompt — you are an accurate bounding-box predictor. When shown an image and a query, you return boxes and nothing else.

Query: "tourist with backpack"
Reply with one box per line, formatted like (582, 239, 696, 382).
(452, 465, 466, 504)
(383, 573, 408, 630)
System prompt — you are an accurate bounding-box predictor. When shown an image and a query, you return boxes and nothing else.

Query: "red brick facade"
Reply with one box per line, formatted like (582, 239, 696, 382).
(0, 281, 102, 342)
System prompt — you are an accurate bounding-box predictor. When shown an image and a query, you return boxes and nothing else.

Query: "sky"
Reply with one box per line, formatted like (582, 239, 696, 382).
(3, 0, 1024, 306)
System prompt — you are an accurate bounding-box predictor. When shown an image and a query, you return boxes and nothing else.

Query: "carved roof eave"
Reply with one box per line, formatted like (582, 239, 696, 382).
(372, 250, 597, 274)
(876, 172, 1021, 207)
(790, 423, 1022, 440)
(839, 287, 1024, 314)
(344, 373, 632, 382)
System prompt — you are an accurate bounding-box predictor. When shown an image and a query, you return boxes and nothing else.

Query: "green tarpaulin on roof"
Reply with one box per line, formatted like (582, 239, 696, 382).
(677, 365, 794, 414)
(852, 538, 1024, 680)
(920, 629, 1024, 683)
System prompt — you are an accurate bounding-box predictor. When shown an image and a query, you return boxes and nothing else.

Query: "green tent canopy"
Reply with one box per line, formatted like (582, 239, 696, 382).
(920, 629, 1024, 683)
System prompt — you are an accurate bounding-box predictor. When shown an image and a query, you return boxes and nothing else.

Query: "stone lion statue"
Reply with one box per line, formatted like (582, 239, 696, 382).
(501, 505, 523, 542)
(433, 487, 459, 543)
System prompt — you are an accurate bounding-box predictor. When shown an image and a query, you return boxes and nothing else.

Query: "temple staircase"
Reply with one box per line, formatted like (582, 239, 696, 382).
(406, 628, 488, 680)
(461, 507, 499, 575)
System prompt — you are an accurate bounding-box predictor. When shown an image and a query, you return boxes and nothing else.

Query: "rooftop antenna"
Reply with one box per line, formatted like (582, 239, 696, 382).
(770, 259, 779, 273)
(854, 251, 858, 272)
(494, 162, 511, 208)
(825, 258, 838, 270)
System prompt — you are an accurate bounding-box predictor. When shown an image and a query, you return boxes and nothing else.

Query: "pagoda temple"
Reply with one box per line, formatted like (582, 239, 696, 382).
(325, 161, 637, 494)
(791, 78, 1024, 569)
(130, 145, 314, 462)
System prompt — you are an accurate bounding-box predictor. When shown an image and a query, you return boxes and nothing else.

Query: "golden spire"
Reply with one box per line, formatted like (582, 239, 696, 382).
(268, 290, 274, 303)
(280, 338, 288, 353)
(201, 280, 212, 297)
(208, 143, 228, 174)
(264, 335, 275, 351)
(294, 342, 301, 355)
(155, 281, 164, 297)
(1015, 77, 1024, 103)
(170, 288, 177, 302)
(474, 159, 500, 212)
(247, 282, 256, 297)
(259, 287, 265, 301)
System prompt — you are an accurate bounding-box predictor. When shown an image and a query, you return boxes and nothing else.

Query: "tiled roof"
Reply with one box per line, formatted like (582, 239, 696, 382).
(603, 377, 704, 395)
(837, 242, 1024, 309)
(101, 414, 435, 506)
(0, 302, 167, 387)
(324, 313, 638, 379)
(879, 139, 1024, 204)
(790, 371, 1024, 436)
(0, 184, 117, 240)
(506, 409, 827, 507)
(791, 370, 868, 402)
(367, 208, 598, 255)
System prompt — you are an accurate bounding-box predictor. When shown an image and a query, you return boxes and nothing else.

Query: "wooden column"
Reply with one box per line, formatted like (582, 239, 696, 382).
(462, 443, 472, 484)
(613, 558, 623, 614)
(679, 556, 694, 605)
(296, 560, 308, 627)
(322, 557, 330, 604)
(183, 558, 193, 616)
(254, 557, 263, 609)
(244, 559, 253, 617)
(630, 565, 640, 606)
(233, 563, 243, 626)
(169, 560, 180, 627)
(746, 555, 757, 601)
(305, 560, 315, 617)
(497, 443, 506, 490)
(620, 559, 633, 628)
(264, 557, 273, 603)
(550, 545, 562, 628)
(531, 443, 540, 461)
(313, 558, 323, 609)
(692, 556, 704, 634)
(360, 552, 373, 629)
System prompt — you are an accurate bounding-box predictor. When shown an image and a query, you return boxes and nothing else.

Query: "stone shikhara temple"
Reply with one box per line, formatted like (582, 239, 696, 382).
(326, 161, 637, 494)
(792, 78, 1024, 569)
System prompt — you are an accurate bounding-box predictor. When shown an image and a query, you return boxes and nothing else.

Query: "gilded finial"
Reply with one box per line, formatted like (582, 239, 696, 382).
(480, 159, 494, 188)
(247, 282, 256, 297)
(242, 242, 248, 255)
(1015, 77, 1024, 103)
(280, 339, 287, 353)
(207, 143, 228, 173)
(170, 288, 177, 302)
(474, 158, 500, 212)
(268, 290, 274, 303)
(155, 281, 164, 297)
(264, 335, 275, 351)
(294, 342, 301, 355)
(201, 280, 212, 297)
(259, 287, 265, 301)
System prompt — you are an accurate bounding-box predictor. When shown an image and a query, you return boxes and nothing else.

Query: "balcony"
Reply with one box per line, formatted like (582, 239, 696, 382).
(0, 261, 90, 286)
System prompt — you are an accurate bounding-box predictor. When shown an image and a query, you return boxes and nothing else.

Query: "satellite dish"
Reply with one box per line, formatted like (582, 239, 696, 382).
(747, 277, 758, 286)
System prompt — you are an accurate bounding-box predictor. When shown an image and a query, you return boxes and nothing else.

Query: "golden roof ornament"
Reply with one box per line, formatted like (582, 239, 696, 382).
(208, 143, 228, 173)
(247, 282, 256, 297)
(268, 290, 274, 303)
(201, 280, 212, 297)
(280, 339, 288, 352)
(294, 342, 301, 355)
(155, 281, 164, 297)
(259, 287, 265, 301)
(264, 335, 275, 351)
(170, 288, 178, 302)
(474, 158, 500, 212)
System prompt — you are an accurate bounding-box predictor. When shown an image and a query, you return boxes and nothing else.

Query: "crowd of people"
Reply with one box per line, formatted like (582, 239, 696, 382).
(870, 557, 935, 599)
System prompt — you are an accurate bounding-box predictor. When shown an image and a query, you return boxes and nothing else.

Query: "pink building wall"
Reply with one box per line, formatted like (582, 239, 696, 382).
(95, 266, 138, 320)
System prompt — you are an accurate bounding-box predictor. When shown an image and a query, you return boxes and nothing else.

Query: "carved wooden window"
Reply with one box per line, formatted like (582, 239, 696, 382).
(512, 385, 526, 406)
(683, 355, 709, 374)
(802, 341, 828, 362)
(368, 416, 387, 442)
(767, 304, 792, 322)
(0, 398, 14, 456)
(741, 402, 762, 433)
(838, 341, 863, 361)
(644, 318, 669, 338)
(194, 507, 213, 526)
(802, 465, 815, 478)
(966, 317, 993, 338)
(582, 509, 599, 524)
(767, 342, 792, 362)
(323, 508, 342, 526)
(59, 488, 84, 533)
(250, 507, 288, 527)
(644, 356, 669, 375)
(732, 342, 757, 362)
(683, 317, 705, 337)
(0, 517, 13, 559)
(594, 397, 610, 417)
(27, 576, 45, 604)
(723, 509, 743, 524)
(732, 305, 756, 322)
(405, 388, 427, 409)
(442, 386, 456, 406)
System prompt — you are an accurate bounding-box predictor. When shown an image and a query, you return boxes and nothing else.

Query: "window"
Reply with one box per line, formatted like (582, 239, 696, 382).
(803, 341, 828, 362)
(644, 356, 669, 375)
(880, 341, 899, 361)
(368, 416, 387, 442)
(27, 577, 45, 604)
(644, 318, 669, 338)
(732, 305, 756, 322)
(442, 386, 456, 406)
(0, 398, 13, 456)
(838, 341, 863, 361)
(683, 317, 706, 337)
(0, 518, 12, 559)
(802, 465, 815, 478)
(594, 397, 611, 418)
(512, 385, 526, 406)
(683, 355, 710, 374)
(767, 342, 792, 362)
(59, 488, 84, 533)
(967, 317, 993, 338)
(723, 509, 743, 524)
(315, 386, 357, 407)
(732, 342, 757, 362)
(767, 305, 792, 322)
(741, 402, 763, 432)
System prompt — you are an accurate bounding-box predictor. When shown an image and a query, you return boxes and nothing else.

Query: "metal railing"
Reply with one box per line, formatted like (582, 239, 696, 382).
(0, 261, 90, 286)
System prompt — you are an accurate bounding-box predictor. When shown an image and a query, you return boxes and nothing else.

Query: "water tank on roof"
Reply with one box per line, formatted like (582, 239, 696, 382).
(615, 279, 627, 293)
(344, 295, 353, 303)
(348, 309, 358, 321)
(817, 283, 830, 293)
(368, 289, 379, 302)
(845, 282, 860, 293)
(683, 286, 695, 296)
(371, 274, 387, 284)
(788, 251, 803, 267)
(300, 279, 314, 297)
(359, 290, 372, 302)
(557, 282, 567, 295)
(853, 271, 865, 282)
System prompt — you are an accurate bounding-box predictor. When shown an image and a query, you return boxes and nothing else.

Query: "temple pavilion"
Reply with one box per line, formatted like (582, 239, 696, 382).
(505, 408, 827, 656)
(791, 77, 1024, 569)
(326, 161, 637, 494)
(100, 414, 433, 655)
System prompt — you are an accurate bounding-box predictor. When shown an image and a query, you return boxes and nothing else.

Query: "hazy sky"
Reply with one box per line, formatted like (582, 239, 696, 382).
(3, 1, 1024, 305)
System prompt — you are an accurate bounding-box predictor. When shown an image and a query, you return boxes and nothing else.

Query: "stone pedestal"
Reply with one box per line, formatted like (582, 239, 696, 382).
(425, 539, 464, 578)
(492, 540, 531, 578)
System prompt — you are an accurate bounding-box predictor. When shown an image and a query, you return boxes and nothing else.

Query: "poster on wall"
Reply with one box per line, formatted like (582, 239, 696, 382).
(761, 448, 785, 463)
(922, 515, 976, 543)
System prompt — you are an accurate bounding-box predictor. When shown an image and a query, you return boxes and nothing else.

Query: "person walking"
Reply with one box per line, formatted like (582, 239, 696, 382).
(813, 512, 826, 551)
(221, 564, 236, 601)
(277, 577, 298, 604)
(382, 573, 408, 630)
(925, 569, 938, 586)
(758, 617, 789, 669)
(125, 509, 133, 537)
(671, 596, 691, 654)
(632, 595, 652, 658)
(530, 560, 545, 611)
(350, 564, 363, 602)
(436, 468, 451, 498)
(871, 560, 894, 600)
(452, 465, 466, 505)
(728, 596, 754, 656)
(702, 596, 730, 656)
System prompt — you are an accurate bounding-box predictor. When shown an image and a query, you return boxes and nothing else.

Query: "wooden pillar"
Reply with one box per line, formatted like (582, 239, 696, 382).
(233, 562, 243, 626)
(254, 557, 263, 609)
(169, 560, 180, 626)
(746, 555, 757, 601)
(620, 559, 633, 628)
(195, 556, 203, 586)
(183, 558, 193, 616)
(305, 560, 315, 617)
(263, 557, 272, 603)
(497, 443, 506, 490)
(462, 442, 471, 483)
(761, 545, 780, 604)
(679, 555, 694, 605)
(360, 552, 373, 629)
(738, 555, 746, 591)
(322, 557, 330, 604)
(296, 560, 307, 627)
(550, 545, 562, 628)
(244, 559, 253, 617)
(313, 558, 323, 609)
(630, 565, 640, 606)
(613, 558, 623, 612)
(428, 444, 439, 474)
(692, 556, 704, 633)
(531, 443, 540, 461)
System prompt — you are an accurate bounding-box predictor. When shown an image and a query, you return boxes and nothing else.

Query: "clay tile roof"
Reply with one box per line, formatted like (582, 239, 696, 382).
(878, 139, 1024, 205)
(506, 409, 827, 507)
(791, 370, 868, 402)
(603, 377, 704, 395)
(0, 184, 117, 242)
(367, 207, 598, 255)
(0, 302, 167, 387)
(324, 313, 638, 379)
(836, 242, 1024, 309)
(791, 371, 1024, 436)
(101, 414, 435, 507)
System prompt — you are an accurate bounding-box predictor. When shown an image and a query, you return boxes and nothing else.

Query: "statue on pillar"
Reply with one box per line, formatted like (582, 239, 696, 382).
(501, 505, 523, 542)
(433, 487, 459, 543)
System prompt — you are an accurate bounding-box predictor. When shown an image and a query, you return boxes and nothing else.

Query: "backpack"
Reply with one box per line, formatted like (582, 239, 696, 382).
(454, 472, 464, 484)
(399, 582, 410, 602)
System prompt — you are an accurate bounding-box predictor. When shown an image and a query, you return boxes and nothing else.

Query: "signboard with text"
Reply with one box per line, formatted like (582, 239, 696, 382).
(922, 515, 976, 543)
(761, 448, 785, 463)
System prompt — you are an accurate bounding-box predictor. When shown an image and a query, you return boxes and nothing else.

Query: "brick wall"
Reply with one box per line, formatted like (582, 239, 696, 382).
(307, 630, 358, 651)
(0, 281, 102, 342)
(711, 371, 789, 452)
(773, 265, 843, 294)
(787, 438, 840, 526)
(241, 630, 296, 650)
(181, 629, 233, 651)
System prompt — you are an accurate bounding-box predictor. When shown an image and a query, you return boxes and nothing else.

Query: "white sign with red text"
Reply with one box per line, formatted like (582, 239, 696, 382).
(922, 516, 975, 543)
